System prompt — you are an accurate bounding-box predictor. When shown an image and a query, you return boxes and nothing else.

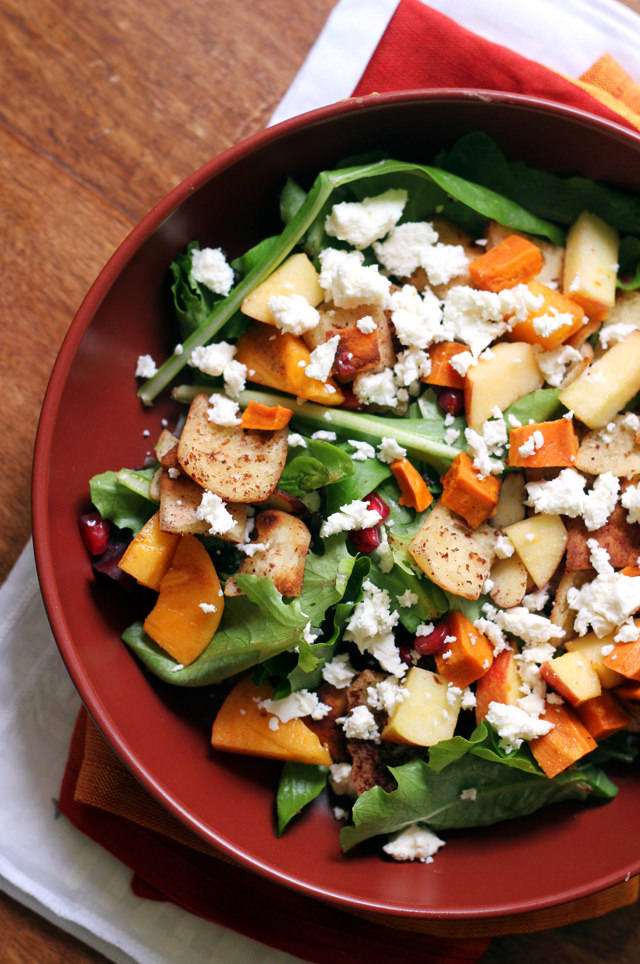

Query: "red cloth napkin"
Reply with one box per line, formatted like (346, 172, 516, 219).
(58, 3, 640, 961)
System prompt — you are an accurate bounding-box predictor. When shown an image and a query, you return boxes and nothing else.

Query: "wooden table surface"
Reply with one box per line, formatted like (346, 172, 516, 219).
(3, 0, 640, 961)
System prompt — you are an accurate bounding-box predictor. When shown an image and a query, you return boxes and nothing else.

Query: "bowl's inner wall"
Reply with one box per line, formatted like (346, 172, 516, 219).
(36, 94, 640, 917)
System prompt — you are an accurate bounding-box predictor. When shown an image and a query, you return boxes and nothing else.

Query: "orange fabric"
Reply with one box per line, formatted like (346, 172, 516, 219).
(579, 53, 640, 125)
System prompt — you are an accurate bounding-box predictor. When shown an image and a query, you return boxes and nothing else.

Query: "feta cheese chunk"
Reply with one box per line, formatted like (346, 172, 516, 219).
(268, 293, 321, 335)
(318, 248, 391, 309)
(485, 701, 554, 752)
(343, 580, 405, 677)
(135, 354, 157, 378)
(190, 246, 234, 296)
(206, 394, 241, 426)
(195, 491, 236, 536)
(567, 539, 640, 638)
(382, 823, 445, 863)
(320, 499, 383, 538)
(324, 188, 407, 249)
(258, 689, 331, 723)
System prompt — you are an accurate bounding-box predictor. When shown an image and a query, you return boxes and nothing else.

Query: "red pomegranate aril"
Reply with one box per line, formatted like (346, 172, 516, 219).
(365, 492, 390, 522)
(334, 351, 357, 376)
(339, 386, 363, 411)
(438, 388, 465, 417)
(79, 512, 111, 555)
(414, 623, 450, 656)
(348, 526, 381, 553)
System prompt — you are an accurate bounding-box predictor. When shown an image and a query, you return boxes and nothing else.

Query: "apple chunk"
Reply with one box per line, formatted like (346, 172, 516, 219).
(540, 650, 602, 706)
(408, 500, 495, 600)
(488, 554, 528, 609)
(224, 510, 311, 598)
(504, 513, 567, 589)
(465, 341, 543, 430)
(559, 330, 640, 429)
(564, 632, 627, 689)
(562, 210, 619, 318)
(475, 649, 522, 725)
(240, 252, 324, 323)
(381, 667, 462, 746)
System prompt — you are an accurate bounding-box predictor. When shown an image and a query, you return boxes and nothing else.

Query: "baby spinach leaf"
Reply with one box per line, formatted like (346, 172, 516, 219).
(503, 387, 563, 427)
(323, 457, 392, 515)
(278, 438, 354, 497)
(276, 763, 329, 836)
(340, 753, 609, 851)
(89, 469, 156, 533)
(170, 242, 219, 339)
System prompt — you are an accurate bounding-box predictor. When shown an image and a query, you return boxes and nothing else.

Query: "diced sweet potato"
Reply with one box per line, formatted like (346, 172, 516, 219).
(603, 639, 640, 681)
(469, 234, 544, 292)
(529, 703, 597, 778)
(118, 511, 180, 591)
(508, 419, 578, 468)
(211, 674, 332, 766)
(435, 611, 494, 688)
(440, 451, 501, 529)
(329, 325, 380, 380)
(574, 690, 631, 741)
(143, 534, 224, 665)
(507, 280, 586, 351)
(390, 458, 433, 512)
(240, 401, 293, 431)
(422, 341, 468, 389)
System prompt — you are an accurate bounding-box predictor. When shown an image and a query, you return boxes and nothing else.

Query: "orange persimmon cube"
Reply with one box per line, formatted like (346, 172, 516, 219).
(211, 674, 332, 766)
(118, 511, 180, 591)
(508, 418, 579, 468)
(529, 703, 597, 778)
(440, 451, 501, 529)
(435, 610, 494, 688)
(612, 679, 640, 703)
(603, 639, 640, 681)
(240, 401, 293, 431)
(507, 280, 586, 350)
(235, 322, 344, 406)
(390, 458, 433, 512)
(422, 341, 468, 389)
(574, 690, 631, 741)
(469, 234, 544, 292)
(143, 534, 224, 665)
(330, 325, 380, 379)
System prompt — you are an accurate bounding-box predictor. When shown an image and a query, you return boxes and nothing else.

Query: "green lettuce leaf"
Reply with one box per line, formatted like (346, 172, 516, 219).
(276, 763, 329, 835)
(89, 469, 156, 533)
(278, 437, 354, 497)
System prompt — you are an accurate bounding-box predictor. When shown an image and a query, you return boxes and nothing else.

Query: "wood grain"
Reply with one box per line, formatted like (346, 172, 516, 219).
(1, 0, 640, 961)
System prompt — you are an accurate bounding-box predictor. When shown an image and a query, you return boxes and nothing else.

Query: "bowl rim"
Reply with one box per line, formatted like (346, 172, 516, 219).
(32, 87, 640, 919)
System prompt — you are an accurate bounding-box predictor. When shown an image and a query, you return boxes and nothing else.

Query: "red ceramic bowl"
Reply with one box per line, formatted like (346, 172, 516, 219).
(32, 90, 640, 921)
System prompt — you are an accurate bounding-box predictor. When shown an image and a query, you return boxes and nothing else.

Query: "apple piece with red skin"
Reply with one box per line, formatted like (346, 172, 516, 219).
(540, 650, 602, 707)
(475, 649, 522, 725)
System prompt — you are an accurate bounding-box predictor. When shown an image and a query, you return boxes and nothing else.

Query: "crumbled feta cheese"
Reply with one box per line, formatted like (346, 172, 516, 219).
(366, 676, 408, 715)
(135, 354, 157, 378)
(397, 589, 419, 608)
(494, 533, 514, 559)
(198, 602, 219, 613)
(488, 605, 565, 647)
(373, 221, 439, 277)
(485, 701, 554, 752)
(167, 466, 181, 479)
(322, 653, 357, 689)
(532, 308, 574, 338)
(310, 430, 337, 442)
(329, 762, 356, 797)
(338, 704, 380, 742)
(464, 427, 503, 477)
(526, 468, 619, 531)
(259, 689, 331, 723)
(377, 436, 407, 464)
(387, 284, 444, 350)
(319, 248, 391, 309)
(353, 368, 401, 408)
(382, 823, 445, 863)
(189, 341, 236, 376)
(599, 322, 637, 349)
(393, 347, 432, 386)
(305, 335, 340, 382)
(415, 622, 435, 637)
(567, 539, 640, 638)
(518, 429, 544, 458)
(621, 482, 640, 524)
(356, 315, 377, 334)
(207, 394, 241, 426)
(582, 472, 619, 530)
(190, 247, 234, 296)
(343, 580, 405, 677)
(444, 426, 461, 446)
(325, 188, 407, 249)
(288, 433, 307, 448)
(223, 359, 247, 398)
(534, 344, 583, 387)
(348, 439, 376, 461)
(267, 292, 320, 336)
(195, 491, 236, 536)
(443, 284, 541, 357)
(320, 499, 383, 537)
(449, 349, 475, 377)
(375, 526, 395, 574)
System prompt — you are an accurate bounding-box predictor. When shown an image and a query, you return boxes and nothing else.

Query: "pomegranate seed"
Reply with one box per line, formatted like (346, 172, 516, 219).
(79, 512, 111, 555)
(438, 388, 465, 417)
(365, 492, 390, 522)
(334, 351, 357, 376)
(398, 641, 417, 666)
(348, 526, 381, 553)
(339, 387, 363, 411)
(414, 623, 450, 656)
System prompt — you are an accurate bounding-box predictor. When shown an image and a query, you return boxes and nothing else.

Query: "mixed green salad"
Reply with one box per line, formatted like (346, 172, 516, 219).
(82, 132, 640, 864)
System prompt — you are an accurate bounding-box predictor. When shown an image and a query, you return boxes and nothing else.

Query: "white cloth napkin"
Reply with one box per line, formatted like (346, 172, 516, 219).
(2, 2, 640, 963)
